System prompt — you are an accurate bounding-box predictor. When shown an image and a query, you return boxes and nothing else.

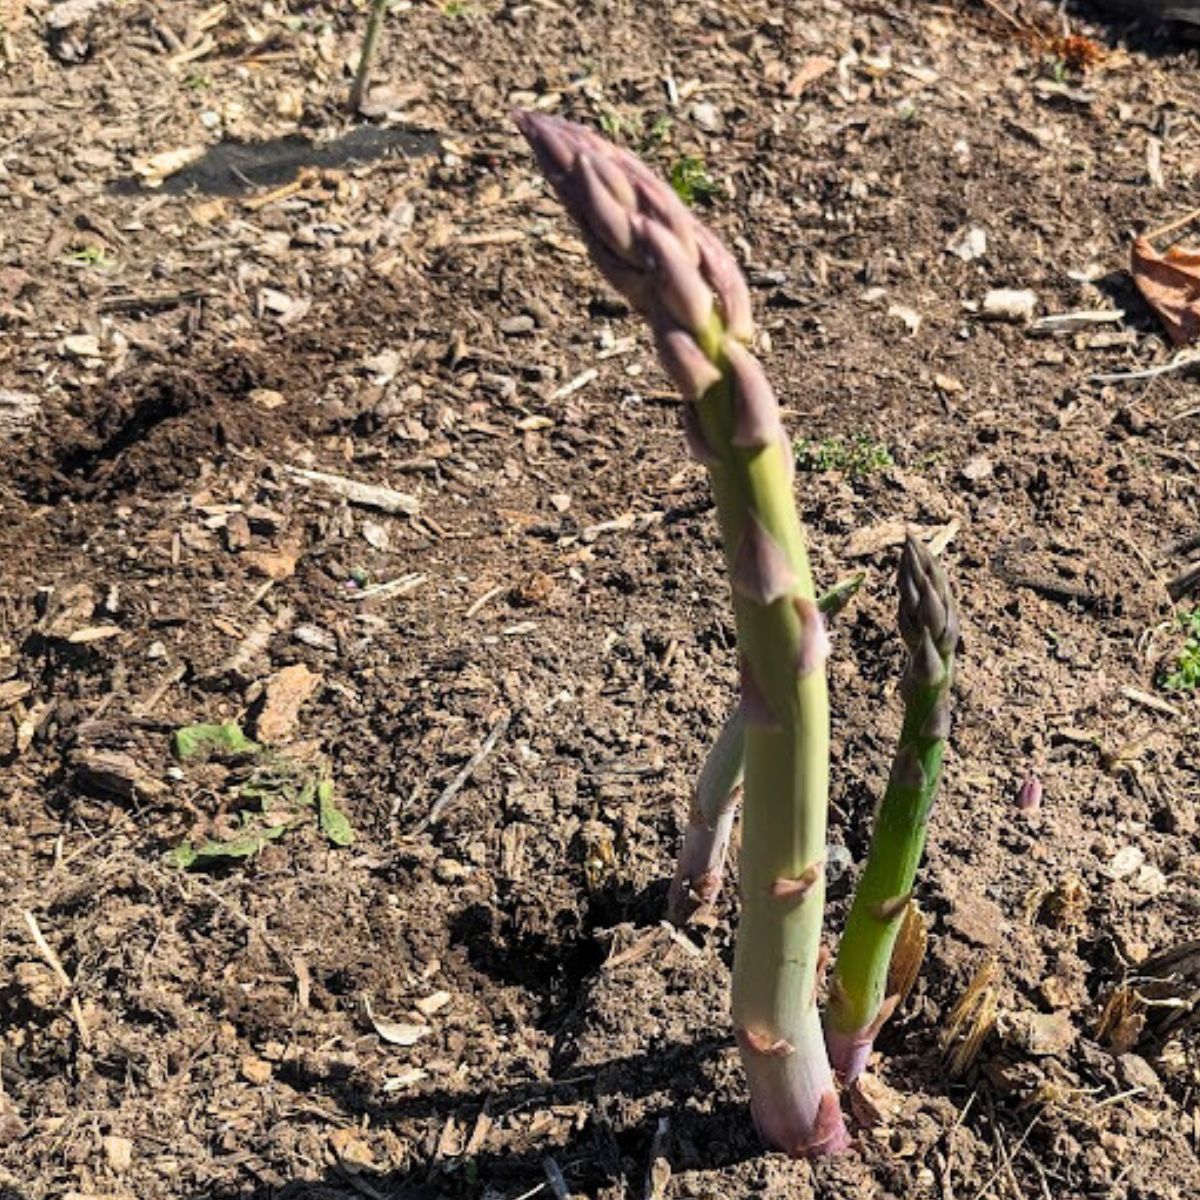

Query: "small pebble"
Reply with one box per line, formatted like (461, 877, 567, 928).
(981, 288, 1038, 323)
(499, 314, 536, 336)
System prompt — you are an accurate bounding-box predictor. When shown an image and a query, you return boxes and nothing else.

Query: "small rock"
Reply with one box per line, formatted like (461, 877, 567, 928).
(1003, 1008, 1077, 1057)
(329, 1127, 376, 1169)
(1131, 863, 1167, 897)
(1039, 974, 1075, 1009)
(825, 843, 853, 884)
(981, 288, 1038, 323)
(947, 226, 987, 262)
(243, 546, 301, 580)
(62, 333, 103, 360)
(887, 303, 922, 335)
(691, 101, 721, 131)
(498, 314, 536, 336)
(15, 961, 59, 1011)
(435, 858, 469, 883)
(249, 388, 286, 410)
(414, 990, 452, 1017)
(945, 893, 1006, 947)
(961, 455, 994, 483)
(1106, 845, 1145, 879)
(241, 1055, 273, 1085)
(103, 1134, 133, 1172)
(294, 623, 337, 651)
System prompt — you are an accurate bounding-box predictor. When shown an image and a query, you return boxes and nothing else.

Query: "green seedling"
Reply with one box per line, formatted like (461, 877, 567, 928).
(65, 246, 112, 268)
(171, 721, 260, 761)
(1162, 608, 1200, 692)
(669, 155, 718, 206)
(796, 434, 894, 476)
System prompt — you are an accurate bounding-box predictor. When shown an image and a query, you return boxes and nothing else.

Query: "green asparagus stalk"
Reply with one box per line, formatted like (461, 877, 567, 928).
(825, 537, 958, 1082)
(668, 574, 865, 926)
(515, 112, 848, 1157)
(350, 0, 390, 114)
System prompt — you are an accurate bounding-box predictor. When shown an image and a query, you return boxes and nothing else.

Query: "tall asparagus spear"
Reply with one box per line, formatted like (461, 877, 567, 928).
(825, 537, 958, 1082)
(668, 574, 864, 926)
(515, 112, 848, 1157)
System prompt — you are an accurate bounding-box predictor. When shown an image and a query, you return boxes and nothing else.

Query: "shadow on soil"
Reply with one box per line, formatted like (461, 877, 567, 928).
(109, 125, 440, 197)
(193, 1035, 754, 1199)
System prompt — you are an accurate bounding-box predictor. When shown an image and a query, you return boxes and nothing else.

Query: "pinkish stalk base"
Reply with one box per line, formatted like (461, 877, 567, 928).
(825, 1025, 875, 1085)
(667, 801, 737, 925)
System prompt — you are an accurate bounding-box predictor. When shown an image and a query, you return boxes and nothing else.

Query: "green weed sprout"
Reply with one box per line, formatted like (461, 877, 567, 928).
(1162, 607, 1200, 692)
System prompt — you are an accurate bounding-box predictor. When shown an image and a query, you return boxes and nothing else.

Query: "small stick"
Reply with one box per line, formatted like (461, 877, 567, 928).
(465, 583, 506, 618)
(1090, 353, 1200, 384)
(420, 712, 511, 828)
(22, 909, 73, 991)
(350, 0, 390, 115)
(1145, 206, 1200, 245)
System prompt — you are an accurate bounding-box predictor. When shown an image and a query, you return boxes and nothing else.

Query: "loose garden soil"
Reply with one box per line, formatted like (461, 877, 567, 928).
(1, 2, 1199, 1197)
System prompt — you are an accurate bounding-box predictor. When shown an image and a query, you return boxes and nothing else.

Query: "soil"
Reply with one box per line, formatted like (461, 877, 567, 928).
(2, 1, 1199, 1198)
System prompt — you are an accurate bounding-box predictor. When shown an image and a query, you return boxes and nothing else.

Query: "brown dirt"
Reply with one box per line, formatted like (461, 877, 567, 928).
(2, 1, 1199, 1198)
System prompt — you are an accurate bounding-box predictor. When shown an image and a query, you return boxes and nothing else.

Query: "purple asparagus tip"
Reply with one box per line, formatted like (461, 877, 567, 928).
(1016, 775, 1043, 813)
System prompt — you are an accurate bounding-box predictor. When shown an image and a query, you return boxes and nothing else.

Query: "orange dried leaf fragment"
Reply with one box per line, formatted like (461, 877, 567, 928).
(1131, 235, 1200, 346)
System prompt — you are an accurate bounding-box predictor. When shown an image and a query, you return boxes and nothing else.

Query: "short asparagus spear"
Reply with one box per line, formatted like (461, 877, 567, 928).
(515, 112, 848, 1157)
(668, 575, 865, 926)
(825, 537, 959, 1082)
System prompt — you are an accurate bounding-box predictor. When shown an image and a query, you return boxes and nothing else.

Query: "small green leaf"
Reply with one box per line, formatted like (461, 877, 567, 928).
(166, 824, 286, 870)
(166, 842, 198, 869)
(172, 721, 261, 761)
(317, 779, 354, 847)
(669, 156, 718, 207)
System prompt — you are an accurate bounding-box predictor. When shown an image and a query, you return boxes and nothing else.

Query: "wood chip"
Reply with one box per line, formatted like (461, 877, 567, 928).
(243, 546, 301, 580)
(785, 54, 836, 97)
(351, 573, 427, 602)
(254, 663, 322, 743)
(1120, 686, 1180, 718)
(74, 749, 165, 800)
(285, 466, 420, 515)
(414, 990, 451, 1017)
(0, 679, 31, 708)
(66, 624, 122, 644)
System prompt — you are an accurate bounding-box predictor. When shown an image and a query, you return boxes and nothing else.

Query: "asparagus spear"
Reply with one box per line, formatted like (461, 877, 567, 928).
(668, 574, 865, 926)
(515, 112, 848, 1157)
(825, 537, 958, 1082)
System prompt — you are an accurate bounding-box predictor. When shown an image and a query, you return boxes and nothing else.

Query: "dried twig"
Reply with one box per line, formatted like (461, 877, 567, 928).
(1090, 352, 1200, 384)
(418, 712, 511, 829)
(22, 909, 72, 990)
